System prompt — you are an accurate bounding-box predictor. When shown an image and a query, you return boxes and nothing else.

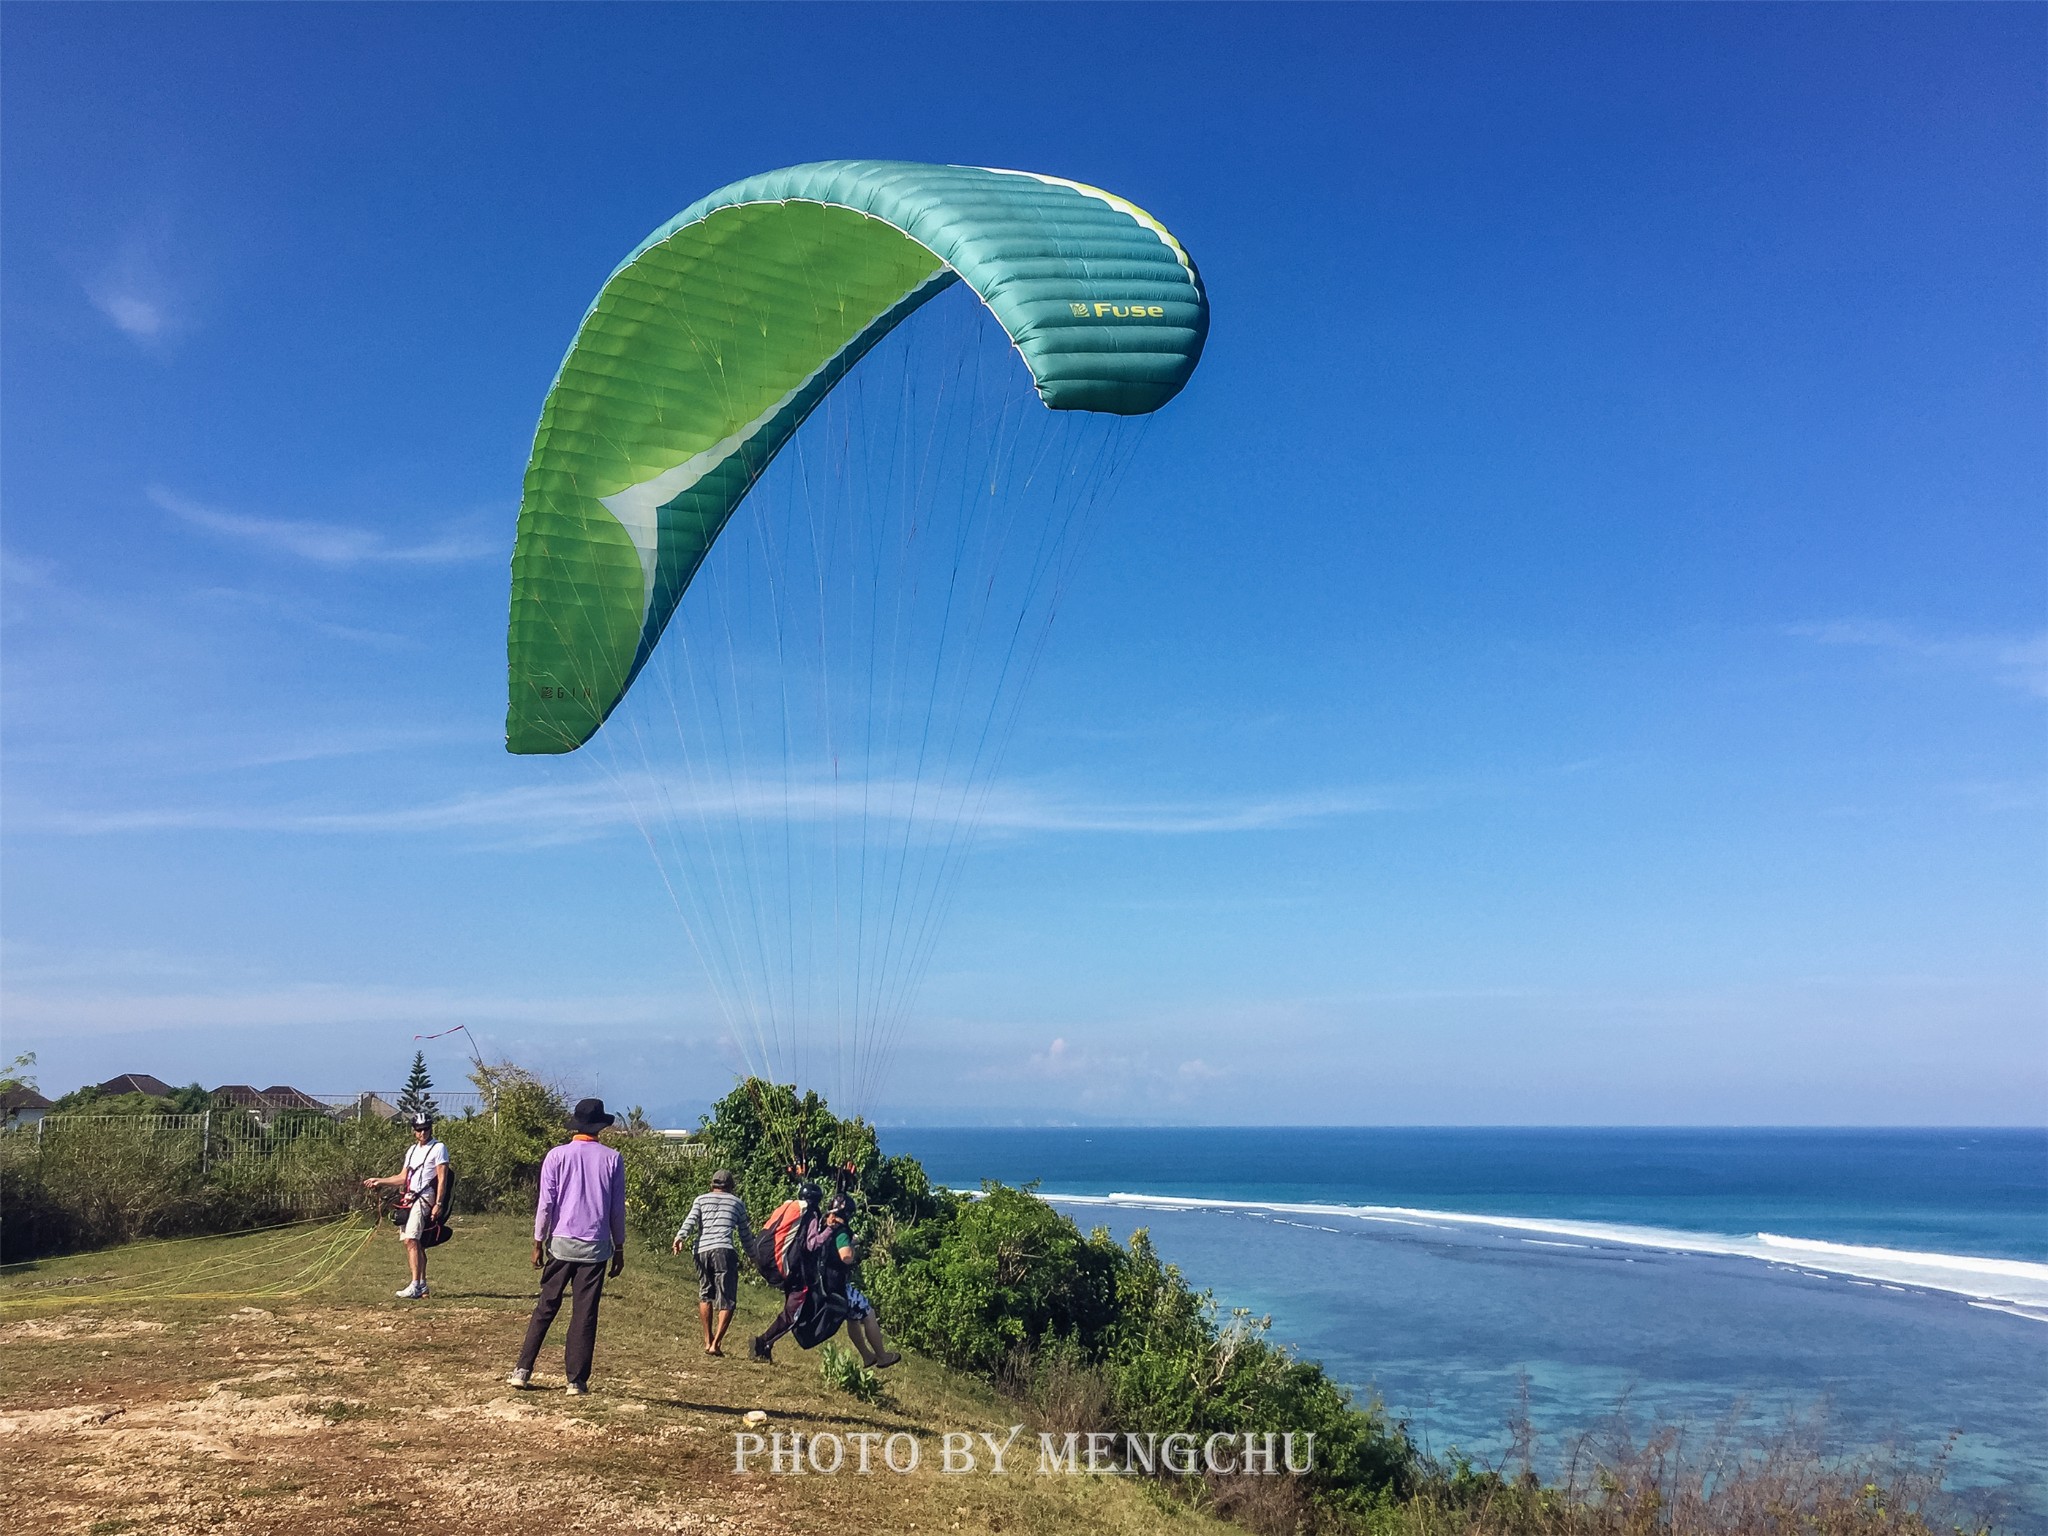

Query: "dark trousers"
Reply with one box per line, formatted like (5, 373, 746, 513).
(518, 1258, 606, 1386)
(756, 1285, 807, 1349)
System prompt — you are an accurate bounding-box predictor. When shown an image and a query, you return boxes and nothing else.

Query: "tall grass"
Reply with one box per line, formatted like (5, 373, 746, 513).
(0, 1112, 407, 1260)
(1375, 1414, 1983, 1536)
(0, 1067, 585, 1261)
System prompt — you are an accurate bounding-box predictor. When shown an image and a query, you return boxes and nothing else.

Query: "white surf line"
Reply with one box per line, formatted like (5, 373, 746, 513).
(1039, 1192, 2048, 1314)
(1971, 1300, 2048, 1323)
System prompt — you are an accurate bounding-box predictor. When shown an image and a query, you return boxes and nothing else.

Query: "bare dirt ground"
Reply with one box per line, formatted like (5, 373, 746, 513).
(1, 1214, 1224, 1536)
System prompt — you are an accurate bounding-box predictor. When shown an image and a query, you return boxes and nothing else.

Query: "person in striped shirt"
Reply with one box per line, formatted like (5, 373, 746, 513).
(672, 1169, 753, 1356)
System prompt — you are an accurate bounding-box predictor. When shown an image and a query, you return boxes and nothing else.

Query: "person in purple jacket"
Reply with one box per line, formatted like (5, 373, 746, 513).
(507, 1098, 626, 1395)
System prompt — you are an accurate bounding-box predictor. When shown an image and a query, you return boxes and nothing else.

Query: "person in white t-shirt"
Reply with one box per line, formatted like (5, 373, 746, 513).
(362, 1113, 450, 1298)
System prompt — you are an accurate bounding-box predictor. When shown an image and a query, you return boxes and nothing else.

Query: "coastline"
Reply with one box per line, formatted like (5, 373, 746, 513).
(1042, 1190, 2048, 1317)
(10, 1105, 2041, 1532)
(879, 1128, 2048, 1522)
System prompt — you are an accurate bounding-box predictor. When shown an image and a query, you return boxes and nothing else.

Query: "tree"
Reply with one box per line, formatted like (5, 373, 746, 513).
(49, 1089, 171, 1115)
(0, 1052, 35, 1093)
(395, 1051, 438, 1118)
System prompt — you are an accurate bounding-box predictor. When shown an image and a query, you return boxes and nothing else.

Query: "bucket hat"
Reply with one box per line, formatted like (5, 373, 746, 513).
(569, 1098, 616, 1134)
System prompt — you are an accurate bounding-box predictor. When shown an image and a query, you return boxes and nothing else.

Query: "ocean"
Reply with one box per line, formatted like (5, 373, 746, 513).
(884, 1127, 2048, 1529)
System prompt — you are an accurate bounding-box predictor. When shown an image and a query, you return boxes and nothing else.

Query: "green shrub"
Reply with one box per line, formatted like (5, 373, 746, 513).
(862, 1181, 1417, 1523)
(867, 1183, 1121, 1374)
(437, 1063, 570, 1211)
(0, 1113, 408, 1261)
(0, 1152, 93, 1258)
(696, 1079, 945, 1234)
(666, 1086, 1418, 1524)
(818, 1342, 884, 1403)
(47, 1089, 176, 1115)
(617, 1138, 715, 1253)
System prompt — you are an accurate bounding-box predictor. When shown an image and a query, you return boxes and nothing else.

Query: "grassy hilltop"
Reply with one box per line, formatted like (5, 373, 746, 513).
(1, 1077, 1983, 1535)
(2, 1210, 1228, 1536)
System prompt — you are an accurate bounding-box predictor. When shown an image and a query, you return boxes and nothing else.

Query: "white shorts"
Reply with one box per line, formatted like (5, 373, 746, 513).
(401, 1199, 435, 1241)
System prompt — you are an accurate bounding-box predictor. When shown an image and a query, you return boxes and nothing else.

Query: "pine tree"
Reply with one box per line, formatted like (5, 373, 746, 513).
(395, 1051, 438, 1118)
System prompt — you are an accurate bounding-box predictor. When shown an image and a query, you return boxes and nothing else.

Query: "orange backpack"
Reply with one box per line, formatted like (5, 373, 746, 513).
(747, 1199, 818, 1288)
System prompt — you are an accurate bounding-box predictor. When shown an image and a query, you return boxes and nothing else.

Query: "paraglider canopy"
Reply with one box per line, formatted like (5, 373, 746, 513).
(506, 160, 1208, 756)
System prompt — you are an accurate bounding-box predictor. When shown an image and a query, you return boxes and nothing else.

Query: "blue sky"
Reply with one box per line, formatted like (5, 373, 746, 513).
(3, 4, 2041, 1126)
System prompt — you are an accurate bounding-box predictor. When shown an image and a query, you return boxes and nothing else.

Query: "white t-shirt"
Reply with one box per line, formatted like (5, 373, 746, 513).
(403, 1140, 448, 1199)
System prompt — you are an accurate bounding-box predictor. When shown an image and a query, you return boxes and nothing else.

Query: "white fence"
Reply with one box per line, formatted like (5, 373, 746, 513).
(12, 1111, 704, 1152)
(309, 1092, 490, 1122)
(2, 1110, 406, 1219)
(16, 1110, 398, 1174)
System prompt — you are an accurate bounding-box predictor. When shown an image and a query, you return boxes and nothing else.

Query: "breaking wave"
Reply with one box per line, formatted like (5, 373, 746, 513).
(1040, 1191, 2048, 1318)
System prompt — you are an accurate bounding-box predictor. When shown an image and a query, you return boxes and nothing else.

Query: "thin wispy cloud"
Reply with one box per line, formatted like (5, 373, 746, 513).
(0, 544, 144, 637)
(193, 586, 412, 648)
(983, 787, 1398, 834)
(1940, 778, 2045, 815)
(89, 284, 171, 342)
(1791, 620, 2048, 698)
(83, 225, 189, 348)
(224, 725, 492, 770)
(2, 978, 689, 1038)
(975, 1033, 1236, 1110)
(1, 938, 218, 987)
(13, 772, 1403, 842)
(151, 487, 497, 566)
(0, 945, 705, 1057)
(2, 719, 489, 777)
(0, 548, 57, 589)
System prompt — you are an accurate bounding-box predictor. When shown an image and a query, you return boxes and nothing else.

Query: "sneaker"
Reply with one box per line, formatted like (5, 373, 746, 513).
(506, 1368, 532, 1389)
(565, 1382, 589, 1396)
(395, 1282, 424, 1299)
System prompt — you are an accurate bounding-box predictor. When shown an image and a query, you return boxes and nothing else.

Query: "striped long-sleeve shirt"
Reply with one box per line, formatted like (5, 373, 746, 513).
(675, 1190, 752, 1257)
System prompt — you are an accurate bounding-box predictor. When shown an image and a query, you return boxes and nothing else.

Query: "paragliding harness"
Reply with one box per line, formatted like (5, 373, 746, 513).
(746, 1143, 859, 1286)
(746, 1159, 858, 1349)
(389, 1165, 456, 1250)
(747, 1197, 816, 1288)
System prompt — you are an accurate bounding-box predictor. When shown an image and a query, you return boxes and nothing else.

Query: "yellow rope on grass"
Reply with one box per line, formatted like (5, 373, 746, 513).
(0, 1213, 381, 1312)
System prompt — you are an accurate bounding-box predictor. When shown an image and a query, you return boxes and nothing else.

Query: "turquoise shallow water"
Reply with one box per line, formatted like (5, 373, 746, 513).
(885, 1128, 2048, 1530)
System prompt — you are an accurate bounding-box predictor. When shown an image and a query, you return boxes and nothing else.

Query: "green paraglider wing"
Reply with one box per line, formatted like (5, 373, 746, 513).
(506, 160, 1207, 755)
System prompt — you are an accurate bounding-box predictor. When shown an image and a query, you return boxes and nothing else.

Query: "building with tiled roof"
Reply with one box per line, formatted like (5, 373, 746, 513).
(2, 1088, 52, 1128)
(95, 1073, 173, 1098)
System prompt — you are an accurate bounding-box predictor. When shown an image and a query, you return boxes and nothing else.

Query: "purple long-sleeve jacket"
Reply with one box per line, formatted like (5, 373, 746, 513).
(534, 1135, 626, 1254)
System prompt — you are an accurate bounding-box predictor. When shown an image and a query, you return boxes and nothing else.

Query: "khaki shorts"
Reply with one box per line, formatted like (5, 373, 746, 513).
(697, 1248, 738, 1309)
(401, 1199, 436, 1242)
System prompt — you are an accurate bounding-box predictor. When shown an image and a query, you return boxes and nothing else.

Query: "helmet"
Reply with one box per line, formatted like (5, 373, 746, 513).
(829, 1193, 855, 1220)
(797, 1179, 822, 1209)
(409, 1112, 435, 1132)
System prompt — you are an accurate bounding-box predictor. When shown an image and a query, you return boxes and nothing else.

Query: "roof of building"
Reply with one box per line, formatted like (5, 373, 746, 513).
(96, 1073, 173, 1097)
(2, 1087, 53, 1116)
(259, 1085, 323, 1110)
